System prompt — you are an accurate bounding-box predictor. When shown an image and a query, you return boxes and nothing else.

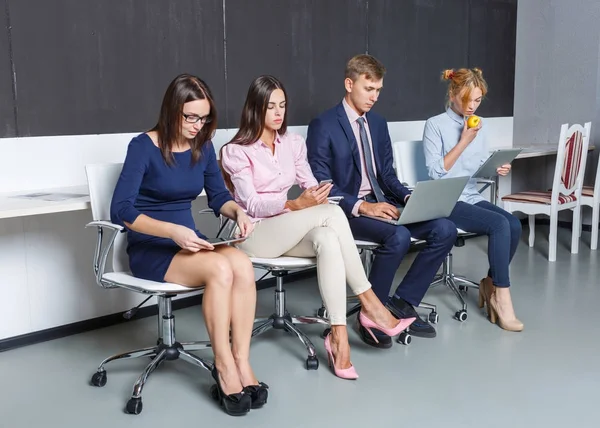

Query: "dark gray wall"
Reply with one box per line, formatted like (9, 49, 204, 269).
(0, 0, 517, 138)
(513, 0, 600, 146)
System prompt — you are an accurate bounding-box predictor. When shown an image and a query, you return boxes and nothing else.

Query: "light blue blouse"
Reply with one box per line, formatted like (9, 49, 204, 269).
(422, 108, 489, 205)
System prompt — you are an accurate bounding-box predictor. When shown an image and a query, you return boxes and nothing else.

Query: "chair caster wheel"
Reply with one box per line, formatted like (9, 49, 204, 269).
(210, 384, 219, 401)
(429, 312, 439, 324)
(90, 370, 107, 387)
(316, 306, 328, 318)
(396, 331, 412, 345)
(455, 310, 468, 322)
(306, 356, 319, 370)
(125, 397, 143, 415)
(321, 327, 331, 339)
(458, 285, 468, 292)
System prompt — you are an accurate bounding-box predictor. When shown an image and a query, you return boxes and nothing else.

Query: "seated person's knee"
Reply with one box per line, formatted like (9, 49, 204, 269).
(508, 214, 522, 236)
(386, 227, 412, 253)
(433, 218, 458, 243)
(208, 255, 234, 288)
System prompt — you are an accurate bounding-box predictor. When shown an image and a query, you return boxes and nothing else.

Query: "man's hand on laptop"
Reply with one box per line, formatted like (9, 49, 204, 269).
(358, 202, 400, 220)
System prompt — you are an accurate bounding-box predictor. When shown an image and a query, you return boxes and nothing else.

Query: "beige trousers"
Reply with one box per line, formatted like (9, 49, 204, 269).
(237, 204, 371, 325)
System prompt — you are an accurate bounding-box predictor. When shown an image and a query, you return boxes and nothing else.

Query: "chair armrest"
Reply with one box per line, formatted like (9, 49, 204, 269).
(85, 221, 123, 287)
(85, 220, 124, 232)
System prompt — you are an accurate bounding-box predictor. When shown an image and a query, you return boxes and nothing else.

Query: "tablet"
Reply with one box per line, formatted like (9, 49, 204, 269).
(206, 236, 246, 246)
(472, 149, 523, 178)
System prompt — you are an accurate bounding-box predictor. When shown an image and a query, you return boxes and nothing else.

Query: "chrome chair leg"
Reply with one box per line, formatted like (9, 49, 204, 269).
(179, 350, 214, 372)
(96, 345, 158, 371)
(130, 349, 168, 399)
(282, 318, 317, 359)
(453, 275, 479, 289)
(290, 315, 328, 325)
(252, 318, 274, 337)
(180, 341, 213, 352)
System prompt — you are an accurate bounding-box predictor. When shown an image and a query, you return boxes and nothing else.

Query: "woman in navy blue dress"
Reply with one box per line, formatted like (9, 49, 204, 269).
(110, 74, 265, 416)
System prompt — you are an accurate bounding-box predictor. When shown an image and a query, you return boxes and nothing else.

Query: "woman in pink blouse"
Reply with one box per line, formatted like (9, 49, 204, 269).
(220, 76, 415, 380)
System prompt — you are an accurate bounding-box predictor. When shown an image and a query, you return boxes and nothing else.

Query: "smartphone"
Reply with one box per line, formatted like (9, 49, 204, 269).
(327, 196, 344, 202)
(206, 237, 246, 246)
(319, 179, 333, 186)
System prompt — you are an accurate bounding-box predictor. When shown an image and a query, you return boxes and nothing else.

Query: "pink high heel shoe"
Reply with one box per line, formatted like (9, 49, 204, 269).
(324, 333, 359, 380)
(358, 311, 416, 344)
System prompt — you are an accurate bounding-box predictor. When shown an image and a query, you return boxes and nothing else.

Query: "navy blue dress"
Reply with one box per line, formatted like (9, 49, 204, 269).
(110, 133, 232, 282)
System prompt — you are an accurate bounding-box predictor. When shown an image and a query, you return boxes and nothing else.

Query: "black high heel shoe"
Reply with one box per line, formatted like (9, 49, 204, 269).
(243, 382, 269, 409)
(209, 367, 251, 416)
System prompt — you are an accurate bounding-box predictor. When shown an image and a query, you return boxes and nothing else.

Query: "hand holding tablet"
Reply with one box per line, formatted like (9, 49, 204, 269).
(472, 149, 523, 178)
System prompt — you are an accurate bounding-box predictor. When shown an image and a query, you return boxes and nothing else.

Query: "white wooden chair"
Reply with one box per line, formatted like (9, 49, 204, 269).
(580, 151, 600, 250)
(502, 122, 591, 261)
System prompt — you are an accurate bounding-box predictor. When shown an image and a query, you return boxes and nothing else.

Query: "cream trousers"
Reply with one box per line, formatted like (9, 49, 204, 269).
(237, 204, 371, 325)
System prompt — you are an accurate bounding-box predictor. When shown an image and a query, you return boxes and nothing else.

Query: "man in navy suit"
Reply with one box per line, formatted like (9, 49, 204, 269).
(306, 54, 456, 345)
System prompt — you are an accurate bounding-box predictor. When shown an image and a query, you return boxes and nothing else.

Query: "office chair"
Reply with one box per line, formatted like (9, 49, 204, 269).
(85, 163, 213, 415)
(216, 162, 328, 370)
(392, 140, 495, 321)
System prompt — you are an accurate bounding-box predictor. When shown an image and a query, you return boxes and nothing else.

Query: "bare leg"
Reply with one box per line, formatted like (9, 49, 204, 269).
(165, 249, 242, 395)
(214, 246, 260, 387)
(328, 325, 351, 369)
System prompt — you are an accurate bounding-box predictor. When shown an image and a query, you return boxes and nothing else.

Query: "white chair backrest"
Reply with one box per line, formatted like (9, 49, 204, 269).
(551, 122, 591, 203)
(392, 140, 431, 187)
(85, 163, 129, 273)
(593, 142, 600, 197)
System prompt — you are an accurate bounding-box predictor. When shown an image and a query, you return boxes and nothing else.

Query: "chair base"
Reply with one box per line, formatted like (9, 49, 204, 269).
(90, 295, 213, 415)
(252, 272, 328, 370)
(430, 252, 479, 322)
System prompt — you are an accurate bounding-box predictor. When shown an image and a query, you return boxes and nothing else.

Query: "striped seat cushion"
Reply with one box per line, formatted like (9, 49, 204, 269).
(502, 190, 577, 205)
(582, 186, 594, 197)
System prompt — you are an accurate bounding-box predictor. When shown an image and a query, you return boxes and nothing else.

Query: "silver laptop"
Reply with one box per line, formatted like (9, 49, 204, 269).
(362, 176, 469, 225)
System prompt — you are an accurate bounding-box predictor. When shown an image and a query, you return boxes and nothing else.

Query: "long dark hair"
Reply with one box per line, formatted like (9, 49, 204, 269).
(228, 75, 288, 146)
(150, 74, 217, 165)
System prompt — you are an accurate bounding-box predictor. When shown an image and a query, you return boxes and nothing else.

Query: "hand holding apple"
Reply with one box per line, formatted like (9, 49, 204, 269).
(467, 115, 481, 129)
(460, 117, 482, 145)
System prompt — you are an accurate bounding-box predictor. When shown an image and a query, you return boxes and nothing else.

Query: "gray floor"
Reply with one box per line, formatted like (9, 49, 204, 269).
(1, 225, 600, 428)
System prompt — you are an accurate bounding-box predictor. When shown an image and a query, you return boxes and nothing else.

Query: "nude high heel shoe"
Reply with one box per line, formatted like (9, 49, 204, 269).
(478, 277, 494, 315)
(488, 293, 524, 332)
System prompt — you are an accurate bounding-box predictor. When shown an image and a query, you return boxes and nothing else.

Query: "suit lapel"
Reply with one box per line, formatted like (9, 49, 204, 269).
(336, 104, 361, 174)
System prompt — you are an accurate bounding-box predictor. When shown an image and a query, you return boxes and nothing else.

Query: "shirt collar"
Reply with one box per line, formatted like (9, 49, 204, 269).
(342, 98, 367, 125)
(446, 107, 465, 125)
(256, 133, 282, 149)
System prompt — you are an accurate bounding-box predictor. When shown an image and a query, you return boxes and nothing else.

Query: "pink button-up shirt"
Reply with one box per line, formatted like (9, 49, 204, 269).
(220, 132, 319, 222)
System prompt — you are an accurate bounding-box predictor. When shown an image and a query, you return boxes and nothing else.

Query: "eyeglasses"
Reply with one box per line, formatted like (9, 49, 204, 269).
(182, 113, 213, 124)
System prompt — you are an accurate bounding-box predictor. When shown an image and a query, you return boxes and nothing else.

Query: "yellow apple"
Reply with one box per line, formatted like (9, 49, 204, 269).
(467, 115, 481, 129)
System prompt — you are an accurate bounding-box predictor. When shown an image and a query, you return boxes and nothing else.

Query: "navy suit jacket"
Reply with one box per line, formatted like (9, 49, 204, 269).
(306, 103, 411, 216)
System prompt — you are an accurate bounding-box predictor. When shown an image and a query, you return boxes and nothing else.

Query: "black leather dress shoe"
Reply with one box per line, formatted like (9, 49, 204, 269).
(386, 296, 437, 338)
(357, 316, 393, 349)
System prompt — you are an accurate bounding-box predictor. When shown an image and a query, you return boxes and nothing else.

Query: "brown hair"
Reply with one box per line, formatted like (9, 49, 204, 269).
(227, 75, 288, 146)
(345, 54, 386, 82)
(441, 68, 488, 110)
(150, 74, 217, 165)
